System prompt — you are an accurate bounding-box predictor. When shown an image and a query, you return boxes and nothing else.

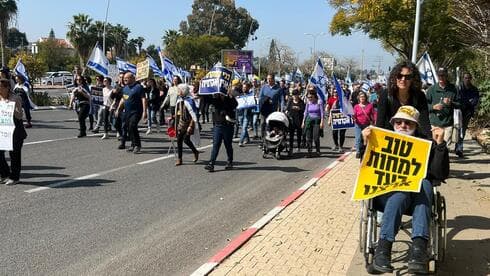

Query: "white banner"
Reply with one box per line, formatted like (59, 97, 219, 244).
(236, 92, 257, 110)
(0, 102, 16, 151)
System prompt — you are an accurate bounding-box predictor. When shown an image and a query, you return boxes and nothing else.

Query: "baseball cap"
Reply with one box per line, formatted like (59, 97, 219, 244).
(390, 106, 420, 126)
(232, 79, 240, 86)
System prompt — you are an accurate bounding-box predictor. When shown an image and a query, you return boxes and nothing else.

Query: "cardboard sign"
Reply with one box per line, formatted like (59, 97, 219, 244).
(330, 109, 354, 129)
(136, 60, 150, 81)
(0, 102, 16, 151)
(352, 127, 432, 201)
(198, 66, 232, 95)
(236, 92, 257, 110)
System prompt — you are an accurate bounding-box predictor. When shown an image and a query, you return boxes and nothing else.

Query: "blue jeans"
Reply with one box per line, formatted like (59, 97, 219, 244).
(209, 124, 234, 165)
(252, 113, 259, 137)
(455, 112, 472, 152)
(239, 109, 252, 144)
(147, 108, 157, 128)
(355, 124, 368, 152)
(374, 179, 433, 242)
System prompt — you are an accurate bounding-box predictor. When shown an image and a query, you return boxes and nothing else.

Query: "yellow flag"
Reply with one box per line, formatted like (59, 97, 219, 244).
(352, 127, 432, 201)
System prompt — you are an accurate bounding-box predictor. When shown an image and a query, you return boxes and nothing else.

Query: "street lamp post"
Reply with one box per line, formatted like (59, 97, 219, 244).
(102, 0, 111, 55)
(304, 32, 326, 57)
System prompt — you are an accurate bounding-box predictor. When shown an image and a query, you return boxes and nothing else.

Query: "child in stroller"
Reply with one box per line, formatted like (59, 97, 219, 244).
(262, 112, 289, 159)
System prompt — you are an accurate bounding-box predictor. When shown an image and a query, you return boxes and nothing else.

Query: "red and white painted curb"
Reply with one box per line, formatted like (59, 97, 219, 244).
(191, 151, 352, 276)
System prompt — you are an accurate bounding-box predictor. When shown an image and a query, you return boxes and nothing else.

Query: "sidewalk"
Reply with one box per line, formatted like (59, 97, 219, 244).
(210, 138, 490, 275)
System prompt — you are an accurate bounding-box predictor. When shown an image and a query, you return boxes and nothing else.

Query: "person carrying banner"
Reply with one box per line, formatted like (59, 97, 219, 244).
(361, 105, 449, 274)
(13, 75, 33, 128)
(376, 61, 431, 139)
(91, 75, 105, 133)
(454, 72, 479, 157)
(68, 75, 91, 138)
(326, 88, 346, 152)
(286, 89, 305, 155)
(426, 68, 460, 145)
(205, 91, 238, 172)
(115, 72, 147, 153)
(0, 78, 27, 185)
(174, 84, 199, 166)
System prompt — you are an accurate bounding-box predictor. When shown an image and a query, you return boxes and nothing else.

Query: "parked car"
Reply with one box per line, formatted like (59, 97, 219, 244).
(41, 71, 74, 85)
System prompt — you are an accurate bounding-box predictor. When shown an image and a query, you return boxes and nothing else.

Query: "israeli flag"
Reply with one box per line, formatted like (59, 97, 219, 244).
(309, 58, 328, 102)
(416, 52, 438, 85)
(86, 43, 109, 77)
(232, 68, 242, 80)
(115, 57, 136, 74)
(292, 67, 303, 83)
(14, 59, 29, 81)
(333, 74, 354, 116)
(146, 55, 164, 77)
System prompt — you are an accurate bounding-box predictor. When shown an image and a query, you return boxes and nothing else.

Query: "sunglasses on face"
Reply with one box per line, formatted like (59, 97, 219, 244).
(397, 73, 413, 81)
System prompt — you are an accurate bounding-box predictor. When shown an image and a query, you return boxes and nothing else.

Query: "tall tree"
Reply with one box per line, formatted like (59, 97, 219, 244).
(136, 36, 145, 54)
(6, 27, 27, 49)
(48, 28, 55, 39)
(37, 38, 72, 71)
(162, 29, 181, 48)
(180, 0, 259, 49)
(0, 0, 18, 66)
(328, 0, 467, 67)
(267, 39, 280, 74)
(110, 24, 130, 58)
(67, 13, 96, 69)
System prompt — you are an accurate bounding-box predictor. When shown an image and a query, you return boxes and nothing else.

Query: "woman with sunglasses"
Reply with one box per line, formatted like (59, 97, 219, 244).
(376, 61, 431, 139)
(301, 87, 324, 157)
(0, 78, 27, 185)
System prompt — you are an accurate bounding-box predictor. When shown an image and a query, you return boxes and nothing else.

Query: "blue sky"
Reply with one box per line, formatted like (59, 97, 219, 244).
(16, 0, 396, 72)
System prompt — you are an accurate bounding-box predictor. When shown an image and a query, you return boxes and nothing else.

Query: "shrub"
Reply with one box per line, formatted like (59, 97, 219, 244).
(30, 91, 51, 106)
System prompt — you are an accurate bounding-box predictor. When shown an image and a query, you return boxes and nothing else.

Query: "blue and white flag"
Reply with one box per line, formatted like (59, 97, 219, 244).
(146, 55, 164, 77)
(115, 57, 136, 74)
(159, 48, 180, 82)
(232, 68, 242, 80)
(309, 58, 328, 102)
(14, 59, 29, 81)
(86, 43, 109, 77)
(333, 74, 354, 116)
(416, 52, 438, 85)
(292, 68, 303, 83)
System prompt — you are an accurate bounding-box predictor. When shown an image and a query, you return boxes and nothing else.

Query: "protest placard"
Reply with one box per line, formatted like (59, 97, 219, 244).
(352, 127, 432, 201)
(330, 109, 354, 129)
(136, 60, 150, 81)
(0, 101, 16, 151)
(198, 66, 232, 95)
(91, 86, 104, 106)
(236, 92, 257, 110)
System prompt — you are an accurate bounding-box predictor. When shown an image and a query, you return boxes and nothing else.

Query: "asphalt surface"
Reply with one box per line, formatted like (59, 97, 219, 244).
(0, 109, 355, 275)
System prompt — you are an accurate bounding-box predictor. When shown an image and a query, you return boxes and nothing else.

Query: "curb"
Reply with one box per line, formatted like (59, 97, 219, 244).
(191, 151, 352, 276)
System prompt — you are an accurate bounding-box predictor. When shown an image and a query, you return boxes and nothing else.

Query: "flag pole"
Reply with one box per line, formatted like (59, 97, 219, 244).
(411, 0, 421, 63)
(102, 0, 111, 55)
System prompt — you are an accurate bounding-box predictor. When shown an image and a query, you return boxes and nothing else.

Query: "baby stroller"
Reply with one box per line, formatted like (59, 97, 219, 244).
(262, 112, 289, 159)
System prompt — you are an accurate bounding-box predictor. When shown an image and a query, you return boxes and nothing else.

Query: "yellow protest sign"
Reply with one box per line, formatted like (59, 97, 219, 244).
(352, 127, 432, 201)
(136, 60, 150, 81)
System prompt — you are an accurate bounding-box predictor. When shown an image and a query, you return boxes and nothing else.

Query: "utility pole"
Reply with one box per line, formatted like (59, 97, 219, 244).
(411, 0, 422, 63)
(103, 0, 111, 55)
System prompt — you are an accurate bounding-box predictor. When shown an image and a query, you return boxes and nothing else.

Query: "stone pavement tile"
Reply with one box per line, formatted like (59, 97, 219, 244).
(211, 155, 361, 275)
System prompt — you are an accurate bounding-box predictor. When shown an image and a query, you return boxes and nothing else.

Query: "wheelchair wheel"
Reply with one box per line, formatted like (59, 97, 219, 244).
(359, 201, 368, 253)
(437, 194, 447, 262)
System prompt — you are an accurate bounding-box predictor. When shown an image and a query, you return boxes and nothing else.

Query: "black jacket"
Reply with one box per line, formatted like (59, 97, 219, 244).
(209, 94, 238, 125)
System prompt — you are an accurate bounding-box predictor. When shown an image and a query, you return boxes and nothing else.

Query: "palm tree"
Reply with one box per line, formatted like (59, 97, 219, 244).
(162, 29, 180, 47)
(111, 24, 130, 59)
(67, 13, 95, 70)
(0, 0, 18, 67)
(136, 36, 145, 55)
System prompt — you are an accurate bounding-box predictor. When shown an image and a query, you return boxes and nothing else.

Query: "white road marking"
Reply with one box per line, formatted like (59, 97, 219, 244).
(24, 144, 214, 193)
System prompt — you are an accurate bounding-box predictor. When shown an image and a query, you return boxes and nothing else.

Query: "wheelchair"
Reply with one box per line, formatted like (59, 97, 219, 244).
(359, 184, 447, 274)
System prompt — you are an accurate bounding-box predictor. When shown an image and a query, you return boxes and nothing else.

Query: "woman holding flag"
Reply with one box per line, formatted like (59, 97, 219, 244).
(14, 75, 33, 128)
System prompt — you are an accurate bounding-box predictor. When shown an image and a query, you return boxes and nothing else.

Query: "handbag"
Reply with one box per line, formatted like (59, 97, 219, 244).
(360, 105, 374, 125)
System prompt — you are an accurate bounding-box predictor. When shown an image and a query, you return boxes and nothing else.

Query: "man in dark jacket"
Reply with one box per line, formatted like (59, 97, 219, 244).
(205, 91, 238, 172)
(455, 72, 479, 157)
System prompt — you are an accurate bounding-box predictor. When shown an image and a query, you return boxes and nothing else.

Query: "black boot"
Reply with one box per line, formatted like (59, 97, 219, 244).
(408, 238, 429, 274)
(372, 239, 394, 273)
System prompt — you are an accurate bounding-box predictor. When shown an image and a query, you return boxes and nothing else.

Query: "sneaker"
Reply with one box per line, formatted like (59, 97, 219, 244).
(225, 162, 233, 170)
(77, 133, 86, 138)
(4, 179, 19, 185)
(25, 122, 32, 128)
(0, 177, 8, 184)
(133, 146, 141, 154)
(126, 146, 134, 152)
(101, 134, 108, 140)
(205, 164, 214, 172)
(92, 127, 99, 134)
(455, 150, 463, 158)
(118, 144, 125, 150)
(296, 148, 301, 153)
(238, 143, 244, 147)
(116, 132, 120, 138)
(146, 128, 152, 135)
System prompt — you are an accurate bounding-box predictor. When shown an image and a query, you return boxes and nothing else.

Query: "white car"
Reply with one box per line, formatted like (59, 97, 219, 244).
(41, 71, 74, 85)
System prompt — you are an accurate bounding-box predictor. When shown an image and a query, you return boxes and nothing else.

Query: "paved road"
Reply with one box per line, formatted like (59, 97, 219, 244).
(0, 109, 355, 275)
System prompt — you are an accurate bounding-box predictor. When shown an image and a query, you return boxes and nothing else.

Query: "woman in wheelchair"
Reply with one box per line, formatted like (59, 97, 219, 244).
(362, 105, 449, 274)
